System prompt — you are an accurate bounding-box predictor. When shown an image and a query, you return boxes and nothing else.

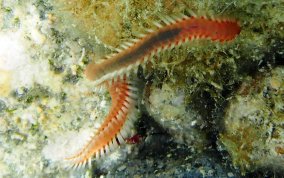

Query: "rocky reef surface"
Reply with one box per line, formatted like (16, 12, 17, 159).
(220, 67, 284, 172)
(0, 0, 283, 177)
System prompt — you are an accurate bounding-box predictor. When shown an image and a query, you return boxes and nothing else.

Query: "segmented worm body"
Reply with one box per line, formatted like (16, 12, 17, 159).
(85, 15, 241, 85)
(66, 14, 241, 168)
(65, 77, 138, 168)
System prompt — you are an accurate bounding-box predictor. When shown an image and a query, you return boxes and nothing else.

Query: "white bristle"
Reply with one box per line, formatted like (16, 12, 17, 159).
(120, 44, 128, 49)
(114, 137, 120, 146)
(118, 69, 124, 76)
(120, 129, 128, 138)
(74, 163, 79, 169)
(172, 14, 182, 21)
(78, 162, 83, 169)
(88, 158, 92, 168)
(114, 137, 120, 145)
(112, 116, 121, 126)
(124, 41, 133, 47)
(126, 65, 132, 71)
(153, 21, 163, 28)
(165, 16, 175, 23)
(121, 125, 131, 133)
(128, 91, 138, 98)
(124, 121, 134, 129)
(95, 150, 100, 159)
(186, 9, 197, 17)
(117, 134, 125, 144)
(105, 54, 112, 59)
(160, 16, 171, 25)
(100, 148, 104, 157)
(116, 110, 123, 121)
(130, 38, 139, 43)
(109, 140, 115, 151)
(182, 14, 189, 19)
(135, 60, 141, 67)
(141, 63, 146, 71)
(121, 106, 128, 113)
(143, 55, 149, 62)
(125, 97, 134, 104)
(115, 48, 123, 53)
(123, 101, 130, 108)
(137, 33, 146, 38)
(146, 28, 154, 33)
(128, 86, 138, 91)
(105, 145, 110, 154)
(84, 160, 88, 168)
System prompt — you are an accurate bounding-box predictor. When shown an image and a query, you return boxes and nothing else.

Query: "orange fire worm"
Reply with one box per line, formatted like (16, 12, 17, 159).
(85, 15, 241, 85)
(67, 14, 241, 168)
(65, 76, 138, 168)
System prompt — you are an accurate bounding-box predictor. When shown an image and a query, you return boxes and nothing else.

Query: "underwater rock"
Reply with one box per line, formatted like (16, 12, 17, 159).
(0, 0, 125, 177)
(220, 67, 284, 173)
(144, 81, 209, 150)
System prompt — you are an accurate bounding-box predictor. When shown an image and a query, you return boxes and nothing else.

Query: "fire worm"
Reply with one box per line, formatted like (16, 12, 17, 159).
(85, 14, 241, 85)
(66, 13, 241, 168)
(65, 76, 138, 168)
